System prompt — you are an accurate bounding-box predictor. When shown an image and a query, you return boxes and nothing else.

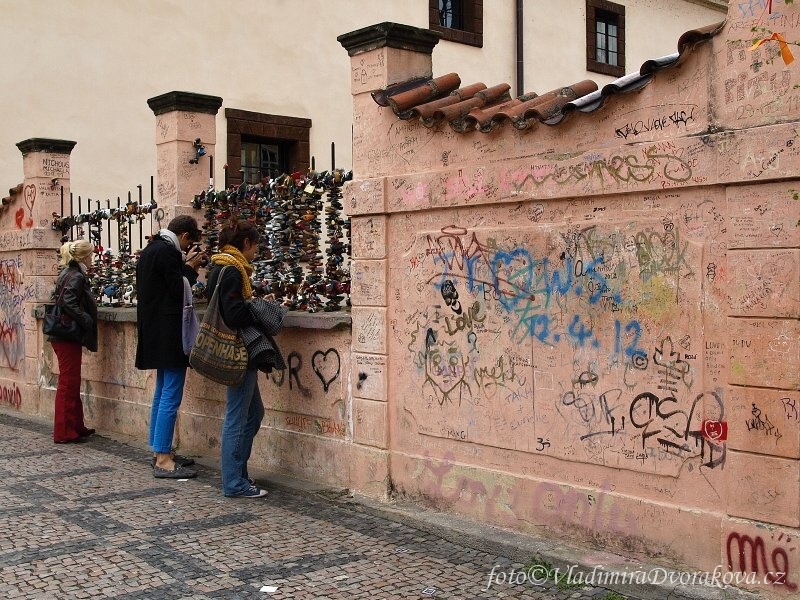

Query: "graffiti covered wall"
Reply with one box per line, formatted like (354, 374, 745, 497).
(342, 1, 800, 594)
(0, 141, 76, 415)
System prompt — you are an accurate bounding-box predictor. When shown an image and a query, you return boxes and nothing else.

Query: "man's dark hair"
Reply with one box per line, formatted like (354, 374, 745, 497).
(167, 215, 201, 242)
(219, 219, 259, 250)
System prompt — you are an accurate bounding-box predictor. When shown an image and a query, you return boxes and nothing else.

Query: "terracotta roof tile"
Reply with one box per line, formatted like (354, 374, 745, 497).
(439, 84, 512, 131)
(387, 72, 461, 112)
(374, 21, 724, 133)
(406, 83, 488, 124)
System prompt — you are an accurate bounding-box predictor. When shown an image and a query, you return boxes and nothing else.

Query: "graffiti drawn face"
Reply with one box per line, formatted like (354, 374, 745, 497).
(419, 325, 473, 407)
(426, 339, 466, 395)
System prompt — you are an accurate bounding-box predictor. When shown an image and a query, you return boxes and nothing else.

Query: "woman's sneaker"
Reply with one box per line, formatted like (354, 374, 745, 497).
(228, 485, 268, 498)
(153, 464, 197, 479)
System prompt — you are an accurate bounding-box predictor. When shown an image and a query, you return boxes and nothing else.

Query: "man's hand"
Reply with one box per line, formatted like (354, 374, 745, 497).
(185, 245, 207, 270)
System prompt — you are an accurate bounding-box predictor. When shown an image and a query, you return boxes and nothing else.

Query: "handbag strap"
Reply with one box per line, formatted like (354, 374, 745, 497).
(204, 266, 235, 331)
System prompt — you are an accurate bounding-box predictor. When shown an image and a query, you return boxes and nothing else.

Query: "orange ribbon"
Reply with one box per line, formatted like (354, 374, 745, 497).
(750, 32, 795, 65)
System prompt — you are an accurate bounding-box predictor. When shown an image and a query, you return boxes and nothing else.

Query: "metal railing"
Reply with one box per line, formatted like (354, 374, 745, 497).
(50, 169, 352, 312)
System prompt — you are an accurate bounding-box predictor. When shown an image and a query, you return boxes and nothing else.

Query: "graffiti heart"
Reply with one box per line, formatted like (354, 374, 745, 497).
(312, 348, 341, 392)
(17, 185, 35, 229)
(702, 419, 728, 442)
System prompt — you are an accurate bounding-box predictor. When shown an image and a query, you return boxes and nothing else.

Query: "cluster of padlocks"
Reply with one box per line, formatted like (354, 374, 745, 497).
(49, 168, 352, 312)
(192, 168, 352, 311)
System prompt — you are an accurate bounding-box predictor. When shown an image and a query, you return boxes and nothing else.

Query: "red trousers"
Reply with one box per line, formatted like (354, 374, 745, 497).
(51, 340, 88, 442)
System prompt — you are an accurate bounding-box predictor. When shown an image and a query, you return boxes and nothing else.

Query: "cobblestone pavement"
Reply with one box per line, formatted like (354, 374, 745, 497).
(0, 411, 631, 600)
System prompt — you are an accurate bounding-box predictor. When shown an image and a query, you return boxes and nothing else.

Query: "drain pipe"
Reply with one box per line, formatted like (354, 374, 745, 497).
(516, 0, 524, 97)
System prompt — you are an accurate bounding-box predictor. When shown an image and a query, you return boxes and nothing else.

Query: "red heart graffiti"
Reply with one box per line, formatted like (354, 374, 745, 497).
(17, 184, 36, 228)
(23, 184, 36, 212)
(702, 420, 727, 442)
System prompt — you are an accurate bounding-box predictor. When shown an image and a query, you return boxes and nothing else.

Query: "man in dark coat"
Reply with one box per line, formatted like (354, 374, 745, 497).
(135, 215, 205, 478)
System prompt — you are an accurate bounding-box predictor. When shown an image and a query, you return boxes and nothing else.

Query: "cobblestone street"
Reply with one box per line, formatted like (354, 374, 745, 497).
(0, 409, 637, 599)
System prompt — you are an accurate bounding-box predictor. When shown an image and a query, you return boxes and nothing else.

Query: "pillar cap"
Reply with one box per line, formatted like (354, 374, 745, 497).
(338, 22, 440, 57)
(147, 91, 223, 116)
(16, 138, 77, 155)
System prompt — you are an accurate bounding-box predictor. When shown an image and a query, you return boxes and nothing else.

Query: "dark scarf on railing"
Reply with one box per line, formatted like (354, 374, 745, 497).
(211, 245, 254, 299)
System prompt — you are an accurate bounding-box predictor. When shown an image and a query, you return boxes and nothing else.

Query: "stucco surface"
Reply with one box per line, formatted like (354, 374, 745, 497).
(342, 2, 800, 595)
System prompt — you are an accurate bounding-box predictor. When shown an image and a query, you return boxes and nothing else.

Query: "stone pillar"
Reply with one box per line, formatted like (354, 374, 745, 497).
(337, 23, 439, 495)
(338, 22, 439, 179)
(0, 138, 75, 412)
(146, 91, 222, 223)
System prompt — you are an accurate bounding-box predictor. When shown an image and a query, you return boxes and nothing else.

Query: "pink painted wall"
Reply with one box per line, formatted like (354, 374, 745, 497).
(0, 141, 73, 419)
(343, 3, 800, 595)
(0, 103, 374, 502)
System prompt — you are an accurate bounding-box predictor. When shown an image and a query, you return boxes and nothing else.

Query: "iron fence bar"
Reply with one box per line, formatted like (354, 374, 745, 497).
(127, 192, 132, 249)
(137, 184, 143, 248)
(107, 200, 112, 249)
(59, 186, 64, 237)
(150, 175, 154, 239)
(96, 200, 101, 250)
(70, 193, 75, 241)
(117, 197, 122, 259)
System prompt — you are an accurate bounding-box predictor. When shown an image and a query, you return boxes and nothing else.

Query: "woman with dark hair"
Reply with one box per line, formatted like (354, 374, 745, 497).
(48, 240, 98, 443)
(206, 219, 277, 498)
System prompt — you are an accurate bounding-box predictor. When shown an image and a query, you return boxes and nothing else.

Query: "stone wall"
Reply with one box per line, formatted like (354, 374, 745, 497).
(339, 3, 800, 596)
(0, 96, 372, 499)
(31, 311, 365, 493)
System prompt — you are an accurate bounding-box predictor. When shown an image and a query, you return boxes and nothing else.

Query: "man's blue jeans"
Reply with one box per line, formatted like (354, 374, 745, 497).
(222, 369, 264, 496)
(149, 368, 187, 454)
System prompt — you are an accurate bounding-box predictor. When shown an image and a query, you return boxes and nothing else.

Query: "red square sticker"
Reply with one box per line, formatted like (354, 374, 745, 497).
(702, 420, 727, 442)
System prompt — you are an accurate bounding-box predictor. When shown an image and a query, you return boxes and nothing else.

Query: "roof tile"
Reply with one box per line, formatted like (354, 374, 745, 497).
(373, 21, 725, 134)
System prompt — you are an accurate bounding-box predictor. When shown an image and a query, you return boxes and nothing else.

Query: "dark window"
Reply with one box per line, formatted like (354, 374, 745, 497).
(438, 0, 463, 29)
(429, 0, 483, 47)
(586, 0, 625, 77)
(241, 140, 285, 184)
(225, 109, 311, 188)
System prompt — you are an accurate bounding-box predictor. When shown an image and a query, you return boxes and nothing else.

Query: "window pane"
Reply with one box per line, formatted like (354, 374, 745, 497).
(597, 32, 606, 51)
(241, 143, 260, 184)
(439, 0, 464, 30)
(590, 8, 623, 70)
(261, 144, 281, 179)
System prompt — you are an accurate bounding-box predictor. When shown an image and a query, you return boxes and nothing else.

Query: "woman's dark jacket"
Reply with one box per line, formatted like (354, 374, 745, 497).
(135, 235, 198, 369)
(206, 264, 285, 372)
(49, 262, 98, 351)
(206, 265, 255, 333)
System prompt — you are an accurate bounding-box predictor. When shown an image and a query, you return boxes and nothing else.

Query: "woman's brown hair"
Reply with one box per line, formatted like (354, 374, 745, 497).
(218, 219, 259, 251)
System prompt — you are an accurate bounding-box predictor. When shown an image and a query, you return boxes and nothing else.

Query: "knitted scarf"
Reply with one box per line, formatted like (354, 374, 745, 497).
(211, 245, 254, 299)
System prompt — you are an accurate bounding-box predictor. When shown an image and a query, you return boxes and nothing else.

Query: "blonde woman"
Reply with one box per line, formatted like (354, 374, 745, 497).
(48, 240, 98, 443)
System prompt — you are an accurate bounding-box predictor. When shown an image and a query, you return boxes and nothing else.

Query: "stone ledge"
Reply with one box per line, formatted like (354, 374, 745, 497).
(16, 138, 77, 155)
(147, 91, 223, 116)
(32, 304, 351, 330)
(338, 22, 440, 57)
